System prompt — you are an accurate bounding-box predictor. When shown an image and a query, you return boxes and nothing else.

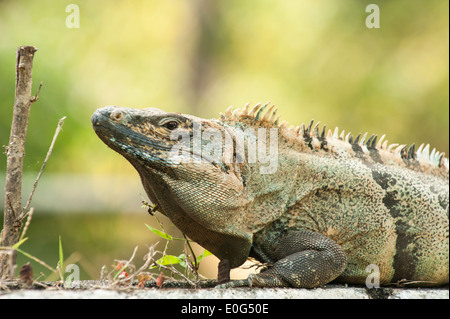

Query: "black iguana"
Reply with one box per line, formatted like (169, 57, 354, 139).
(91, 102, 449, 288)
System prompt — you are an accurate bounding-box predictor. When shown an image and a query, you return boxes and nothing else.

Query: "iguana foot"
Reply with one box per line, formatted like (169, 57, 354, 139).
(248, 230, 348, 288)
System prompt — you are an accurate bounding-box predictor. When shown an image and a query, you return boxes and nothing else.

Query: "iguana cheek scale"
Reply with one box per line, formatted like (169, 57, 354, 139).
(92, 102, 449, 288)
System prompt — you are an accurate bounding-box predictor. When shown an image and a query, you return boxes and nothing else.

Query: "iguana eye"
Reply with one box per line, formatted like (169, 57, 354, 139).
(163, 121, 179, 130)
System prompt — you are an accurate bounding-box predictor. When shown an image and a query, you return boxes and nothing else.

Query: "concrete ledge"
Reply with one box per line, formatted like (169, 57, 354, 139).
(0, 282, 448, 299)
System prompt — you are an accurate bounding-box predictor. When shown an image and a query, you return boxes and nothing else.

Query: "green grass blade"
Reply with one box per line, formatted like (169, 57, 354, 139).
(58, 236, 64, 272)
(15, 247, 57, 273)
(12, 237, 29, 249)
(113, 264, 129, 280)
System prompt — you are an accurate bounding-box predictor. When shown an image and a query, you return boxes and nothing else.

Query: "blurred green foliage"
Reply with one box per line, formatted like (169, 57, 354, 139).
(0, 1, 448, 280)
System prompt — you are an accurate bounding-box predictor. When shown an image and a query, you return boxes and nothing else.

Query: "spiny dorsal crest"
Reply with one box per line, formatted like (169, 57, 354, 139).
(219, 102, 449, 175)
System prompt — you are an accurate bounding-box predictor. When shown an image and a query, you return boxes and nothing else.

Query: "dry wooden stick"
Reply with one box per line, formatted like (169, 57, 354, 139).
(20, 116, 66, 221)
(19, 207, 34, 242)
(1, 46, 38, 279)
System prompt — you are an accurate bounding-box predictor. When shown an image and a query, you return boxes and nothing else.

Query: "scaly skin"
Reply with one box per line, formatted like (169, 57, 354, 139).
(92, 102, 449, 287)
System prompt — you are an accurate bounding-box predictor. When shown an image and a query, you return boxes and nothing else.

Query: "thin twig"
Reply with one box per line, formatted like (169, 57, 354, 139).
(123, 245, 139, 272)
(115, 244, 158, 286)
(183, 233, 198, 270)
(30, 81, 43, 103)
(111, 246, 139, 286)
(156, 263, 197, 287)
(19, 207, 34, 242)
(56, 263, 65, 288)
(20, 116, 66, 220)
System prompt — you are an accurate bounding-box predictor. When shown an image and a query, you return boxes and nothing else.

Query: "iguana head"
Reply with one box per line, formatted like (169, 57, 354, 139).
(92, 106, 202, 171)
(91, 106, 257, 267)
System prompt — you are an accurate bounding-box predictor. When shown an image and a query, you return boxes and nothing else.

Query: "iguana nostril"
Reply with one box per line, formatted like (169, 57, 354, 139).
(110, 110, 123, 122)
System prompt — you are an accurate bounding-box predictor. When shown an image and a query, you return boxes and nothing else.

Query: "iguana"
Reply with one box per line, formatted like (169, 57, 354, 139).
(91, 102, 449, 288)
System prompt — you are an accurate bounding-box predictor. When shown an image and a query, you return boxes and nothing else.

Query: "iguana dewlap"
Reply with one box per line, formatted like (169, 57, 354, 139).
(92, 103, 449, 288)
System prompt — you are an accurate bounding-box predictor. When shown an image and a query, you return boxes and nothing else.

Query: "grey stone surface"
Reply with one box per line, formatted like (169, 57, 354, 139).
(0, 285, 448, 299)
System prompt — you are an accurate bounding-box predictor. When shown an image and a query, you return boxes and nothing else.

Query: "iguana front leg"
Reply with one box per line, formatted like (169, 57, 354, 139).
(218, 230, 347, 288)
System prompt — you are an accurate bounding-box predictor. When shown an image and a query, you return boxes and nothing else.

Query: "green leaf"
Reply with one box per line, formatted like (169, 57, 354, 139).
(177, 253, 187, 268)
(196, 249, 212, 263)
(145, 224, 173, 240)
(155, 254, 183, 266)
